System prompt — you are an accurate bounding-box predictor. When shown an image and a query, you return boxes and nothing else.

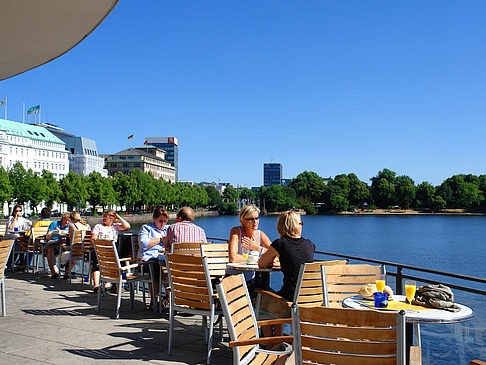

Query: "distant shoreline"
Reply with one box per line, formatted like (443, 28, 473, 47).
(266, 208, 486, 217)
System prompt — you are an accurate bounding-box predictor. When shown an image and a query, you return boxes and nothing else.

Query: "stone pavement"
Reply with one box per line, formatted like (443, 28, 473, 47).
(0, 272, 233, 364)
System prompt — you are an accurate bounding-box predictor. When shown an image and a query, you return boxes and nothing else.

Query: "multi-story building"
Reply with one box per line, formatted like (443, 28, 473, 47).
(104, 146, 176, 182)
(0, 119, 69, 180)
(144, 137, 179, 181)
(263, 162, 282, 187)
(42, 124, 107, 177)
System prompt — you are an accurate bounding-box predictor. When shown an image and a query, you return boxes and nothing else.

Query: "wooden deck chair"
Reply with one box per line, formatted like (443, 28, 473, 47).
(291, 305, 417, 365)
(322, 263, 384, 307)
(68, 230, 91, 285)
(93, 238, 150, 319)
(165, 253, 222, 364)
(200, 243, 229, 277)
(0, 240, 15, 316)
(216, 274, 293, 365)
(255, 260, 347, 320)
(0, 221, 7, 240)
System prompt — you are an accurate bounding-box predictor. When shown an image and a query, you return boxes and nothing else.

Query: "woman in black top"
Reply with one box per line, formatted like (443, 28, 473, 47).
(258, 210, 315, 344)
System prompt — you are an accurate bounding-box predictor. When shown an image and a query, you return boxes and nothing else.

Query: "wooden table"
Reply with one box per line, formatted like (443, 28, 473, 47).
(226, 262, 280, 290)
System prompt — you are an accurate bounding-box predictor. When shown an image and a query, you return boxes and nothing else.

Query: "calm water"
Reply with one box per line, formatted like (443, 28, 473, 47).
(191, 215, 486, 365)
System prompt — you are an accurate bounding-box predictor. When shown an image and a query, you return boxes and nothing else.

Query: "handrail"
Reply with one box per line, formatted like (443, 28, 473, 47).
(316, 250, 486, 297)
(205, 236, 486, 297)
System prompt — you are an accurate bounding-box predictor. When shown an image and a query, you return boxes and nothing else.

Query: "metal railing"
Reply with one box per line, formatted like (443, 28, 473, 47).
(207, 237, 486, 297)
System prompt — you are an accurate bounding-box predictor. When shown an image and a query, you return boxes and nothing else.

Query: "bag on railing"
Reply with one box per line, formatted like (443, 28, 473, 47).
(413, 284, 460, 312)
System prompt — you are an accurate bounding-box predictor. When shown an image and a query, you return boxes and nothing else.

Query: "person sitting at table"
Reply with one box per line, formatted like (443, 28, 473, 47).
(18, 207, 53, 269)
(5, 204, 32, 270)
(258, 210, 315, 345)
(45, 212, 72, 279)
(225, 204, 271, 296)
(137, 208, 169, 310)
(90, 209, 131, 293)
(164, 207, 207, 250)
(64, 211, 91, 279)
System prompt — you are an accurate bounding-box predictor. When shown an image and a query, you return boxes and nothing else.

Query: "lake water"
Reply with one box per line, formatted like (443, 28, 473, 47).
(133, 215, 485, 364)
(192, 215, 486, 365)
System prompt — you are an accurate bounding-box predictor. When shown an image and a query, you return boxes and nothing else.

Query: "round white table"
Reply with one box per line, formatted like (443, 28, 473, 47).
(343, 295, 475, 324)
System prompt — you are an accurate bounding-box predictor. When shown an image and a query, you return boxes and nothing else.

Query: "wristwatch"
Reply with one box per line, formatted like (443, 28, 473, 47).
(159, 237, 163, 244)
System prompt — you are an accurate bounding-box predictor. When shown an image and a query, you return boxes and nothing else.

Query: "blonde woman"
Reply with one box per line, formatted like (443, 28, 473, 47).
(226, 204, 271, 293)
(258, 211, 315, 344)
(90, 210, 130, 292)
(65, 211, 91, 279)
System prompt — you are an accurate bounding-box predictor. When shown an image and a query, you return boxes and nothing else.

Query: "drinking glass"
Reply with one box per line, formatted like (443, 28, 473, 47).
(375, 274, 386, 293)
(405, 280, 417, 311)
(242, 247, 249, 261)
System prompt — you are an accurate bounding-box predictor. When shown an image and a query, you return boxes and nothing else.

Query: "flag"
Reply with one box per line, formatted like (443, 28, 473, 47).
(27, 105, 40, 115)
(0, 97, 5, 107)
(127, 134, 134, 140)
(143, 140, 148, 145)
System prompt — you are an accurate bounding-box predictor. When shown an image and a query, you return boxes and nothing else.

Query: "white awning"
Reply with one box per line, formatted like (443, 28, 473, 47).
(0, 0, 119, 81)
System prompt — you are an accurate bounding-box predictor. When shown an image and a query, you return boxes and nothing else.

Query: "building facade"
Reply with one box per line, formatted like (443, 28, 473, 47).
(0, 119, 69, 180)
(104, 146, 176, 182)
(263, 163, 282, 187)
(144, 137, 179, 181)
(43, 124, 107, 177)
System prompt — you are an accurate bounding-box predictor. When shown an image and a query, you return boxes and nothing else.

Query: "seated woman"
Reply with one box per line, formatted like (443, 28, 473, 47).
(226, 204, 271, 295)
(258, 210, 315, 342)
(90, 209, 131, 293)
(6, 205, 32, 270)
(45, 212, 72, 278)
(137, 208, 169, 310)
(65, 211, 91, 279)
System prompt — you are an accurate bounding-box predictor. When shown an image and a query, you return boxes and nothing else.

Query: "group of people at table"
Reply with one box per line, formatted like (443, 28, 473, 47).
(5, 204, 316, 325)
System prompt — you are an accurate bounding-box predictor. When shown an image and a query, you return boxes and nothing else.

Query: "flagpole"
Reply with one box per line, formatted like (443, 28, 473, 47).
(4, 97, 6, 119)
(23, 101, 25, 123)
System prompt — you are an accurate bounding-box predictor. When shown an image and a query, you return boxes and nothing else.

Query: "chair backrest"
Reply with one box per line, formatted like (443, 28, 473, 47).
(0, 222, 7, 240)
(70, 230, 90, 260)
(200, 243, 229, 277)
(294, 260, 348, 306)
(165, 253, 213, 311)
(30, 226, 50, 243)
(171, 241, 209, 255)
(292, 305, 406, 365)
(130, 234, 140, 260)
(216, 274, 259, 362)
(0, 240, 15, 280)
(323, 264, 384, 307)
(93, 239, 121, 281)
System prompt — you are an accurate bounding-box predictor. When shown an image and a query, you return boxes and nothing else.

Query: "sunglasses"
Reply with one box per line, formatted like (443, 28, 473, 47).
(246, 217, 259, 222)
(14, 210, 21, 213)
(299, 221, 304, 226)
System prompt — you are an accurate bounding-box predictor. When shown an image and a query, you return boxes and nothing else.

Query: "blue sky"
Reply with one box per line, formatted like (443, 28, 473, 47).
(2, 1, 486, 187)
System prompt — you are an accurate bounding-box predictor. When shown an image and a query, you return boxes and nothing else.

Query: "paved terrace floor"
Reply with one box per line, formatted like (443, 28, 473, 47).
(0, 272, 234, 364)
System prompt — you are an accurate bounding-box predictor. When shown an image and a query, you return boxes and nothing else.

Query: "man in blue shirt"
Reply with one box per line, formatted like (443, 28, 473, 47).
(45, 212, 71, 278)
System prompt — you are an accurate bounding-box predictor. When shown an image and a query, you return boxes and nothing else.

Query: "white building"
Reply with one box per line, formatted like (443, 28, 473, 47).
(0, 119, 69, 180)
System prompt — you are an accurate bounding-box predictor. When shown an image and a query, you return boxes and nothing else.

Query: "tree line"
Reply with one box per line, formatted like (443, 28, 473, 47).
(1, 163, 486, 216)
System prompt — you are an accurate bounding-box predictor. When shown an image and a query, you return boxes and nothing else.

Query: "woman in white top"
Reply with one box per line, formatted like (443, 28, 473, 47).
(90, 209, 130, 292)
(6, 205, 31, 239)
(226, 204, 271, 294)
(65, 211, 91, 279)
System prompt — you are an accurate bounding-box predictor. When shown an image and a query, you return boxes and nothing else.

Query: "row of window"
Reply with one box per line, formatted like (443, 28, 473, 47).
(8, 134, 62, 149)
(6, 159, 66, 171)
(7, 146, 67, 159)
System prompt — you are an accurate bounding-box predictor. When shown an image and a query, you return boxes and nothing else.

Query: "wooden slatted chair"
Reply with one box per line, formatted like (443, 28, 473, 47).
(291, 304, 416, 365)
(93, 238, 150, 319)
(68, 230, 91, 284)
(216, 274, 293, 365)
(171, 241, 209, 255)
(0, 240, 15, 316)
(0, 221, 7, 240)
(200, 243, 229, 277)
(25, 226, 50, 274)
(255, 260, 347, 320)
(322, 263, 384, 307)
(165, 253, 222, 364)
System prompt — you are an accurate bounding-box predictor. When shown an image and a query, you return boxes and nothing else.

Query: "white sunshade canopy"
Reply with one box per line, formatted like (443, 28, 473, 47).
(0, 0, 119, 81)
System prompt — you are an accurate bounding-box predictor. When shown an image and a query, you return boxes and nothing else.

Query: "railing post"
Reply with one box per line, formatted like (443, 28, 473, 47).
(396, 266, 403, 295)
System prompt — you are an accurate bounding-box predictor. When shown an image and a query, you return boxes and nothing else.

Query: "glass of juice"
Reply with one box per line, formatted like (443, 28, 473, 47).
(242, 247, 249, 261)
(405, 280, 417, 311)
(375, 274, 386, 293)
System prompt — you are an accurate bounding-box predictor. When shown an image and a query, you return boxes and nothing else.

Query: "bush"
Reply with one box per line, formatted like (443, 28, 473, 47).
(218, 202, 238, 215)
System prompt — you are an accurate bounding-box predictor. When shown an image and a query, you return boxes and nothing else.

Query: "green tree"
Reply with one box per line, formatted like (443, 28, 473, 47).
(0, 167, 12, 209)
(239, 187, 255, 201)
(25, 170, 47, 214)
(395, 175, 415, 209)
(222, 185, 238, 202)
(329, 194, 349, 212)
(289, 171, 326, 203)
(370, 169, 397, 208)
(59, 171, 89, 210)
(262, 185, 288, 212)
(42, 170, 61, 208)
(205, 185, 221, 209)
(415, 182, 435, 208)
(347, 173, 370, 206)
(8, 162, 29, 204)
(113, 172, 139, 211)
